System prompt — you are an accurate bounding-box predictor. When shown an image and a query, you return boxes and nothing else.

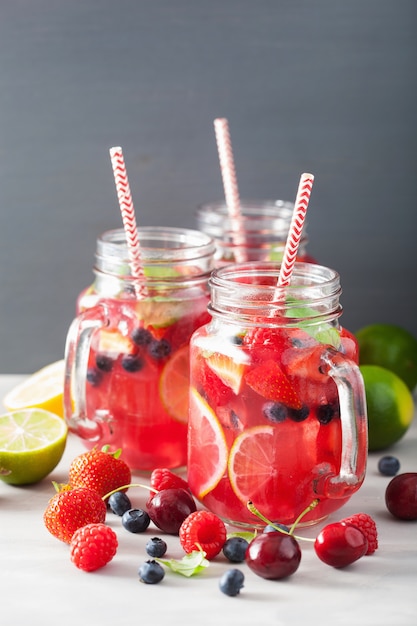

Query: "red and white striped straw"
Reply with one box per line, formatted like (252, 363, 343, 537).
(109, 146, 147, 298)
(213, 118, 242, 220)
(213, 117, 246, 261)
(277, 173, 315, 288)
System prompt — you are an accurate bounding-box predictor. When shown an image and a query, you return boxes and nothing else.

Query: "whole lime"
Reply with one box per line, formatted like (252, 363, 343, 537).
(356, 324, 417, 391)
(360, 365, 414, 451)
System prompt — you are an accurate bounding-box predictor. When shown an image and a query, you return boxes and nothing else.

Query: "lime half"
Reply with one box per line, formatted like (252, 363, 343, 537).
(0, 409, 68, 485)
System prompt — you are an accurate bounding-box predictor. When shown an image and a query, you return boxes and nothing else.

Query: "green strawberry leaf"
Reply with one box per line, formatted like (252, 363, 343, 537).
(156, 550, 209, 577)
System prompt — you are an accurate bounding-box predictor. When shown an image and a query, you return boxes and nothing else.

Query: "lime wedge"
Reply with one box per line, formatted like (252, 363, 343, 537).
(0, 409, 68, 485)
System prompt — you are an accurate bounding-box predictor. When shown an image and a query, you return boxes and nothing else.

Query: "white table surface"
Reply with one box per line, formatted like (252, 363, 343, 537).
(1, 374, 416, 626)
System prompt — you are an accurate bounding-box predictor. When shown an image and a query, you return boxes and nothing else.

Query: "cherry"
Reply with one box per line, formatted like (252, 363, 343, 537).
(385, 472, 417, 520)
(314, 522, 368, 568)
(245, 531, 301, 579)
(146, 487, 196, 534)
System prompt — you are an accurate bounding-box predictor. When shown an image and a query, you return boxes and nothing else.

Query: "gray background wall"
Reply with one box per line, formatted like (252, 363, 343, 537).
(0, 0, 416, 374)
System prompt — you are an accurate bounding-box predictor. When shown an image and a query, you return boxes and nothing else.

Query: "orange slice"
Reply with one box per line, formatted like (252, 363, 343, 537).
(188, 388, 228, 499)
(159, 346, 191, 423)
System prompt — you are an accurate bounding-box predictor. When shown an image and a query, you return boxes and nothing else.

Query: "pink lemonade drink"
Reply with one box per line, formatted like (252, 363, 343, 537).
(64, 227, 215, 471)
(187, 262, 368, 527)
(195, 200, 317, 266)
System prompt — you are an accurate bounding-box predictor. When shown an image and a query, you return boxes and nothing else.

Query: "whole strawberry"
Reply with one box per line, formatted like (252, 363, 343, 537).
(69, 446, 132, 499)
(43, 486, 107, 543)
(70, 523, 118, 572)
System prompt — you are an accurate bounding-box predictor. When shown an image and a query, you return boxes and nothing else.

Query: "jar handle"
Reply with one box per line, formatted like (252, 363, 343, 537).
(64, 305, 109, 441)
(316, 348, 368, 498)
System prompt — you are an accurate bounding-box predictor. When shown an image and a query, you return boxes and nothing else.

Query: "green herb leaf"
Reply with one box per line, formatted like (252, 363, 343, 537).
(227, 530, 257, 542)
(156, 550, 209, 577)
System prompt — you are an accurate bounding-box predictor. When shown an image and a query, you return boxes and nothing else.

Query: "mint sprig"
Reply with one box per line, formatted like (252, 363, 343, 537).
(156, 550, 209, 577)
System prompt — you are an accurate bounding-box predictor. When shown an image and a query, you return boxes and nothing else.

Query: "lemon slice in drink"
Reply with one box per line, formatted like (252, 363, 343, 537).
(3, 360, 65, 418)
(0, 408, 68, 485)
(188, 388, 228, 499)
(159, 346, 191, 423)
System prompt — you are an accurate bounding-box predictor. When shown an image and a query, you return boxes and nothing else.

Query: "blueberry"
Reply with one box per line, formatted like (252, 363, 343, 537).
(122, 508, 151, 533)
(317, 403, 337, 425)
(219, 569, 245, 596)
(222, 537, 249, 563)
(262, 402, 287, 423)
(132, 327, 152, 346)
(231, 335, 244, 345)
(95, 354, 114, 372)
(378, 455, 400, 476)
(138, 560, 165, 584)
(288, 405, 309, 422)
(148, 338, 171, 360)
(121, 354, 144, 373)
(146, 537, 168, 558)
(263, 522, 290, 534)
(108, 491, 132, 516)
(86, 368, 102, 387)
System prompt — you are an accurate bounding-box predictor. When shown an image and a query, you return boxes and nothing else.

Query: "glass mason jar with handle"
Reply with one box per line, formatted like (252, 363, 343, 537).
(64, 226, 215, 472)
(195, 199, 317, 266)
(187, 261, 368, 527)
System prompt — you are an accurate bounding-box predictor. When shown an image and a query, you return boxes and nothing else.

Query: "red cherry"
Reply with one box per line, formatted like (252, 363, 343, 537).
(245, 532, 302, 579)
(385, 472, 417, 520)
(146, 488, 196, 535)
(314, 522, 368, 568)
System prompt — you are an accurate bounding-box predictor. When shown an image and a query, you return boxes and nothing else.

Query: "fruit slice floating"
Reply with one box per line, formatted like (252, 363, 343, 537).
(228, 425, 276, 510)
(98, 329, 135, 355)
(206, 353, 246, 395)
(188, 388, 228, 499)
(0, 408, 68, 485)
(246, 360, 302, 408)
(159, 346, 191, 423)
(3, 360, 65, 418)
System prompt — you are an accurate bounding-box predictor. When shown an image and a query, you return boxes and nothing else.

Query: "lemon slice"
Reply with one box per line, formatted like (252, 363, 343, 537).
(0, 408, 68, 485)
(3, 360, 65, 418)
(188, 388, 228, 499)
(228, 425, 276, 506)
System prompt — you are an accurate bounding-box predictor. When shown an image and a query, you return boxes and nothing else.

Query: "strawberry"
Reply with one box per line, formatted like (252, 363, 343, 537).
(179, 510, 227, 560)
(68, 447, 132, 500)
(43, 487, 107, 543)
(246, 360, 302, 409)
(340, 513, 378, 555)
(70, 523, 118, 571)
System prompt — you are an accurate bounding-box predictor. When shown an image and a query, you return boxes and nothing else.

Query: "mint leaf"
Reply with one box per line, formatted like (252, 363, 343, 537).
(227, 530, 257, 542)
(156, 550, 209, 577)
(285, 300, 341, 349)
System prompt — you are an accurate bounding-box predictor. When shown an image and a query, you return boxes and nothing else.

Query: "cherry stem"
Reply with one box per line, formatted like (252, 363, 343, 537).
(246, 500, 318, 543)
(103, 483, 158, 501)
(289, 498, 320, 535)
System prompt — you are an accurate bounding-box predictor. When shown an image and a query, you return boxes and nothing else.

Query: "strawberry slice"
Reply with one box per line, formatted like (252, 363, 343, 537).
(98, 329, 136, 356)
(206, 353, 246, 395)
(246, 360, 302, 409)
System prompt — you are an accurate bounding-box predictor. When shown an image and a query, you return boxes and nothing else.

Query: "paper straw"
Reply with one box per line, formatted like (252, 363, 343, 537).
(109, 146, 147, 298)
(276, 173, 315, 288)
(213, 117, 246, 260)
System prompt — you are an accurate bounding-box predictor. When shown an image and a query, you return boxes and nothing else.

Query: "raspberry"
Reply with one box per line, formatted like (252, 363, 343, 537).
(70, 523, 118, 572)
(150, 468, 190, 496)
(340, 513, 378, 555)
(179, 510, 227, 560)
